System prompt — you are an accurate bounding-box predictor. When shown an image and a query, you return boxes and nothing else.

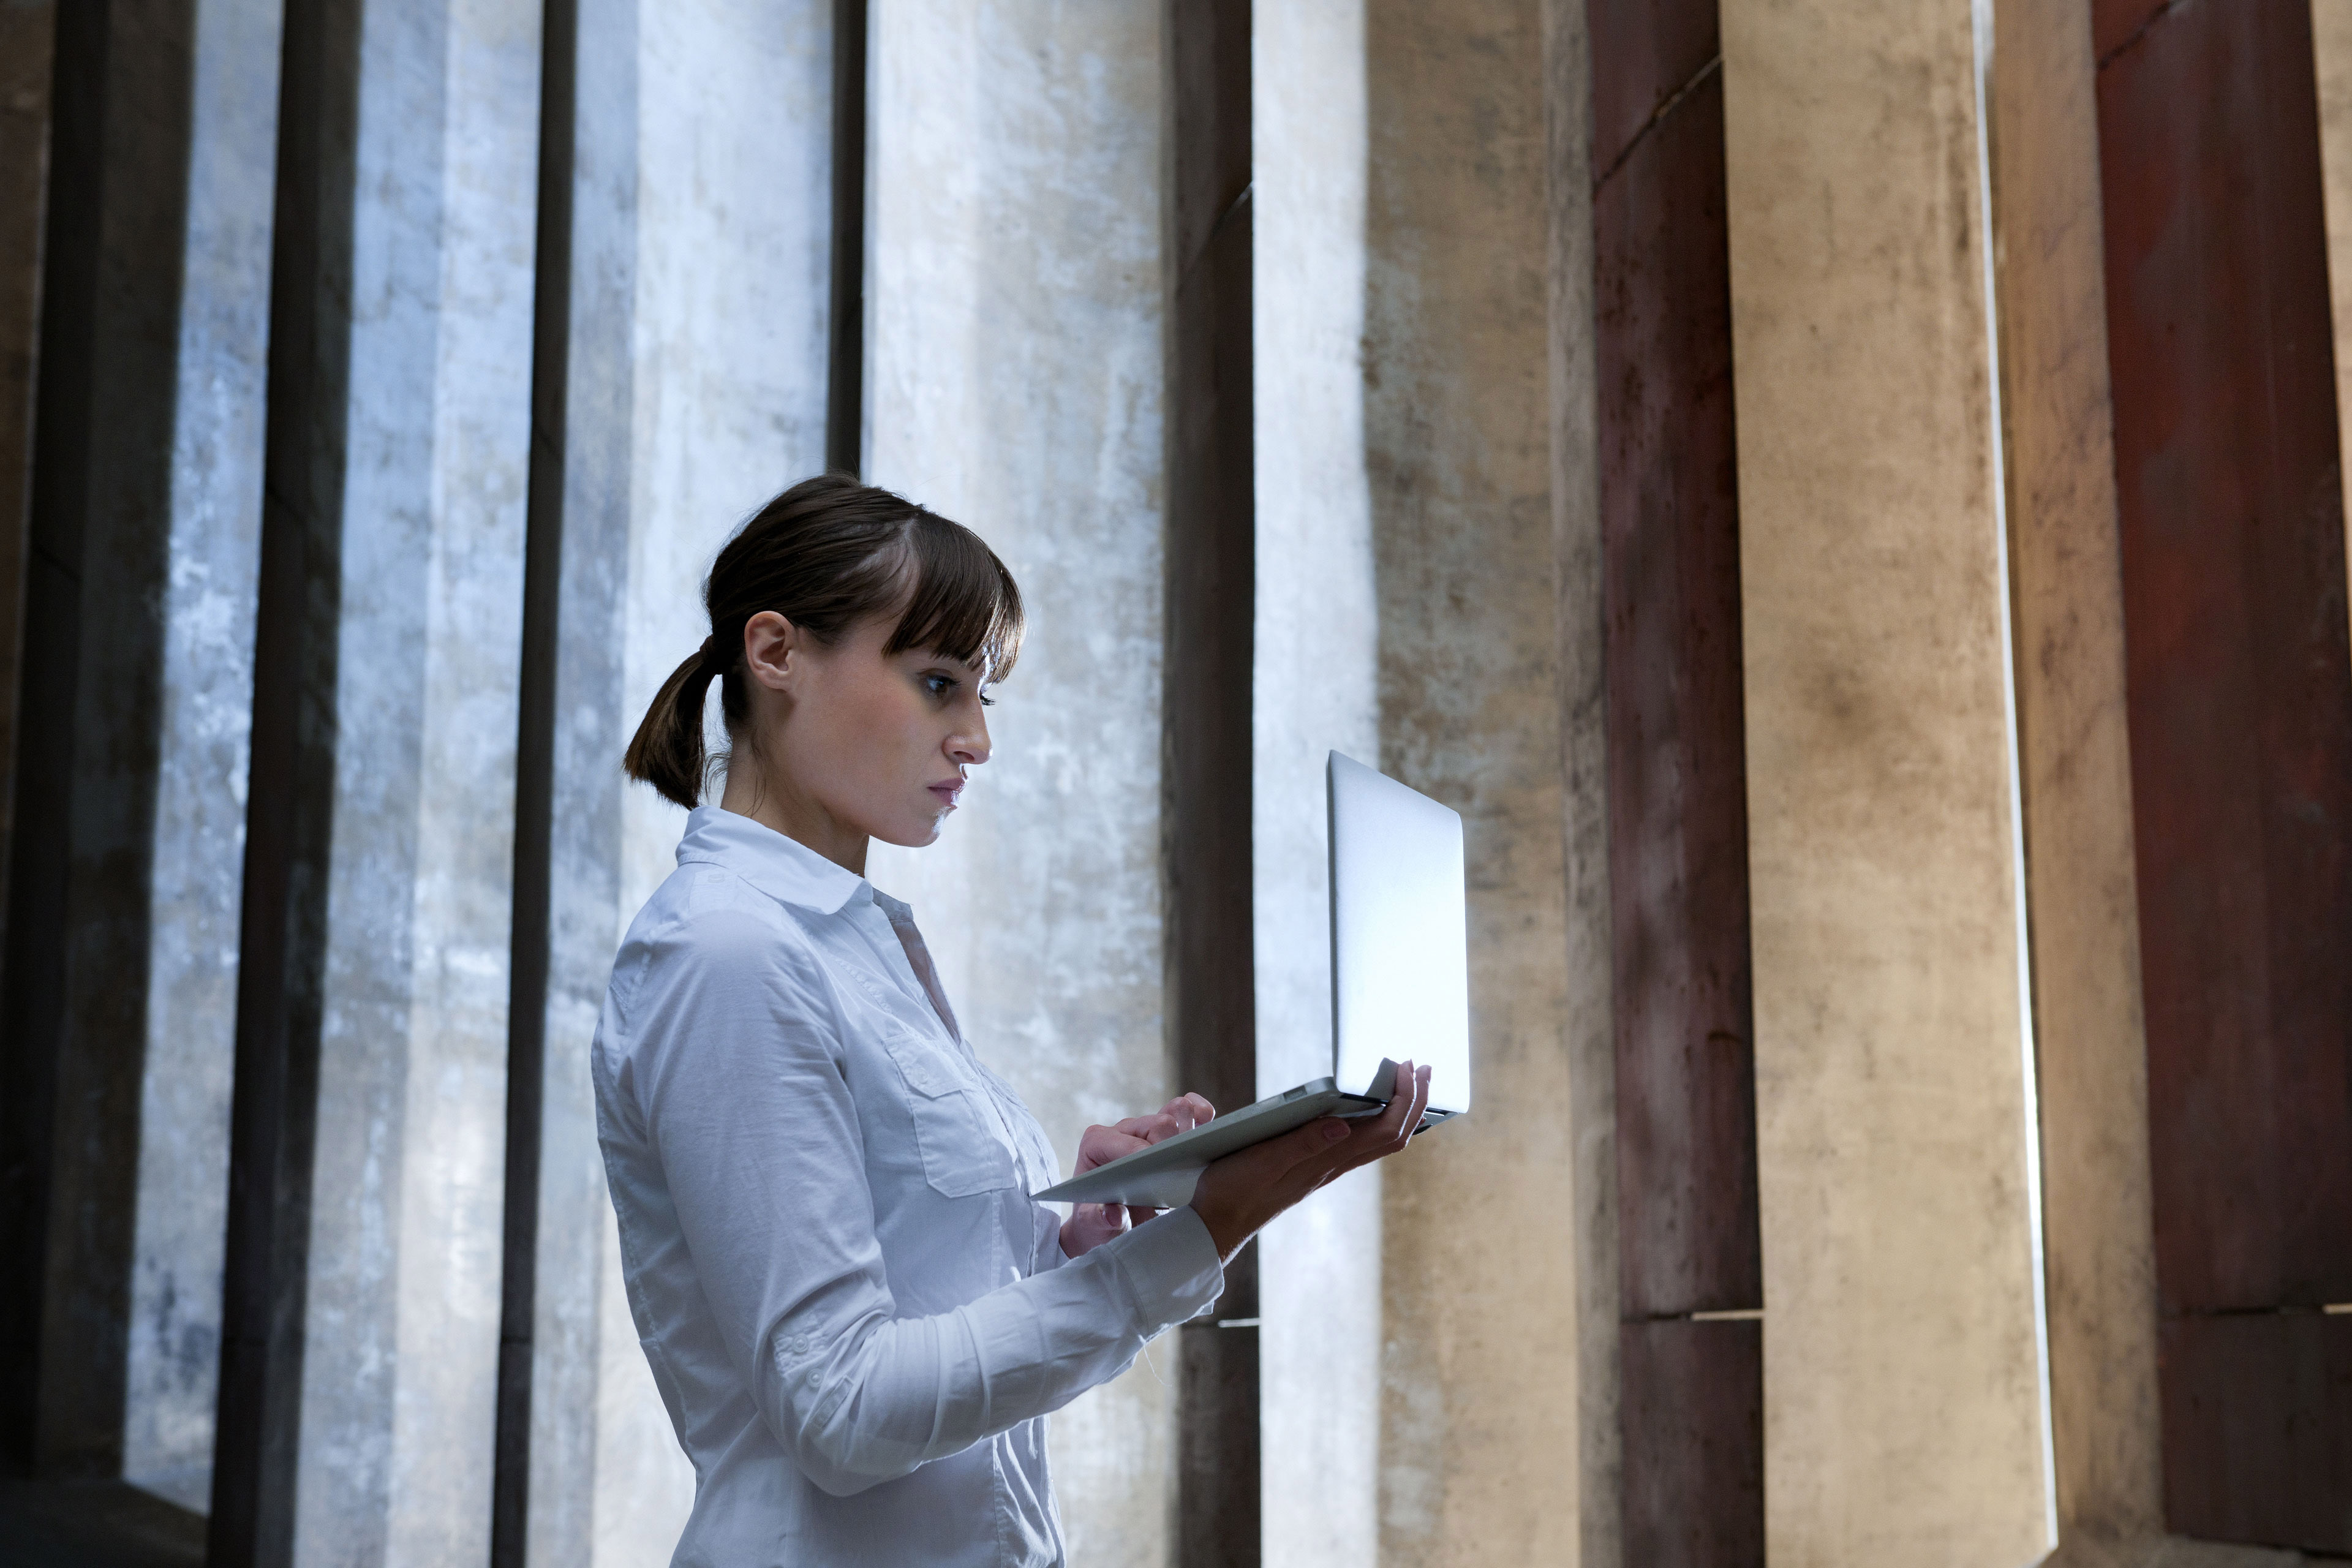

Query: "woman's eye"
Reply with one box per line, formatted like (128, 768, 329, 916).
(923, 674, 952, 698)
(979, 693, 995, 708)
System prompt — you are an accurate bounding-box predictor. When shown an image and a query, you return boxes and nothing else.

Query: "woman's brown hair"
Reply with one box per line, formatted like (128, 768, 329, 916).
(623, 473, 1024, 810)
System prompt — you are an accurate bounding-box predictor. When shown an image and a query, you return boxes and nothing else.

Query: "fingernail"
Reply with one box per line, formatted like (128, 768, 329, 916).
(1323, 1121, 1350, 1142)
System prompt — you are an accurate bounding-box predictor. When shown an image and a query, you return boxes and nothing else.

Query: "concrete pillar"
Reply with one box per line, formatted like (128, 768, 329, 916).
(862, 4, 1175, 1561)
(2318, 0, 2352, 641)
(1362, 2, 1593, 1566)
(1248, 6, 1384, 1561)
(1988, 5, 2176, 1565)
(119, 0, 284, 1513)
(522, 1, 829, 1562)
(288, 1, 537, 1561)
(1717, 0, 2056, 1559)
(0, 0, 50, 919)
(7, 0, 277, 1498)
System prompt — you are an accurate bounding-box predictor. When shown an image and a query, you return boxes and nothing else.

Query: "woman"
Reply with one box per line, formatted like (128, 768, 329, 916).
(597, 474, 1431, 1566)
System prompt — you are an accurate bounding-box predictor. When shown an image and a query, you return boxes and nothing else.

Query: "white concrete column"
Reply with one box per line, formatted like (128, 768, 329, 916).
(291, 1, 538, 1561)
(119, 0, 284, 1514)
(1719, 0, 2056, 1559)
(525, 1, 831, 1563)
(1249, 5, 1384, 1563)
(862, 4, 1175, 1561)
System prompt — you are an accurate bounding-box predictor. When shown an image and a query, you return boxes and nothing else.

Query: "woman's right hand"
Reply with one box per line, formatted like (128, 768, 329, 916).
(1186, 1059, 1433, 1261)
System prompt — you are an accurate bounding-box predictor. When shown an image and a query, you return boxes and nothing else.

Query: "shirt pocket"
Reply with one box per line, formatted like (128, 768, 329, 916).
(880, 1031, 1018, 1199)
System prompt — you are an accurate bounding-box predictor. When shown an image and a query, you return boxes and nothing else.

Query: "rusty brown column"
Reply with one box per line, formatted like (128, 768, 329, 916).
(2093, 0, 2352, 1553)
(1586, 4, 1762, 1564)
(1166, 2, 1257, 1562)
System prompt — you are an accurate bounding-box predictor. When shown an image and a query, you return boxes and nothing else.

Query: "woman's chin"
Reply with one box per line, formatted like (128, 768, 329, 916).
(874, 817, 949, 850)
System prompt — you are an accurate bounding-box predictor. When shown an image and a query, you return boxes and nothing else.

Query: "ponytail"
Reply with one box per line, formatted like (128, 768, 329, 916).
(619, 473, 1024, 812)
(623, 635, 729, 810)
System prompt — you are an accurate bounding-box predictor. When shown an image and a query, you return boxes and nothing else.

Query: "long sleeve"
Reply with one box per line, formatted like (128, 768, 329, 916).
(612, 902, 1223, 1499)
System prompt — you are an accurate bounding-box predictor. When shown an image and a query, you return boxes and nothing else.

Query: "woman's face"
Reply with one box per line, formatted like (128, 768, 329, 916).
(737, 608, 993, 857)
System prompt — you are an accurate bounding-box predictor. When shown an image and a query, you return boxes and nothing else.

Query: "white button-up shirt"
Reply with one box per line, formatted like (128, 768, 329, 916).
(594, 807, 1224, 1567)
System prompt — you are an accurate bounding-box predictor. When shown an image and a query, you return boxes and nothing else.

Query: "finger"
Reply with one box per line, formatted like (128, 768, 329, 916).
(1116, 1112, 1183, 1144)
(1327, 1058, 1420, 1172)
(1076, 1126, 1153, 1172)
(1169, 1092, 1216, 1128)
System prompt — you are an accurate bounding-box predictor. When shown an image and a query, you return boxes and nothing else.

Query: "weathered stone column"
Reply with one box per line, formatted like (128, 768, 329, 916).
(1361, 1, 1596, 1566)
(520, 1, 831, 1562)
(287, 1, 538, 1561)
(1989, 4, 2172, 1564)
(121, 0, 285, 1512)
(1717, 0, 2056, 1558)
(2, 0, 276, 1504)
(0, 0, 49, 925)
(863, 4, 1176, 1561)
(1249, 5, 1384, 1560)
(2319, 0, 2352, 644)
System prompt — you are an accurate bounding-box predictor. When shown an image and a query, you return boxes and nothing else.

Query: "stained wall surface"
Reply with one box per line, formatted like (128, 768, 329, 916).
(1990, 3, 2167, 1564)
(1718, 0, 2056, 1559)
(863, 4, 1176, 1561)
(289, 1, 538, 1561)
(1362, 1, 1589, 1566)
(0, 0, 49, 935)
(120, 0, 283, 1512)
(1250, 3, 1385, 1561)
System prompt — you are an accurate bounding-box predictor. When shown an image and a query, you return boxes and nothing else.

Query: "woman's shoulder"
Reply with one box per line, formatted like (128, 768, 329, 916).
(612, 862, 834, 1004)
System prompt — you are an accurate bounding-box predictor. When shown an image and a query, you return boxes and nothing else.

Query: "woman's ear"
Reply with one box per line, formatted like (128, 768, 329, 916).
(741, 611, 802, 695)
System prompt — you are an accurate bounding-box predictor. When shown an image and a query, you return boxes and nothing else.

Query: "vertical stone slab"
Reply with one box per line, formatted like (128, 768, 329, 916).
(7, 0, 231, 1484)
(120, 0, 284, 1513)
(1250, 6, 1382, 1562)
(2321, 0, 2352, 622)
(521, 1, 827, 1562)
(0, 0, 48, 1452)
(211, 0, 363, 1549)
(1989, 3, 2173, 1562)
(1547, 3, 1619, 1560)
(288, 0, 537, 1561)
(1361, 1, 1586, 1565)
(1164, 2, 1258, 1562)
(0, 0, 51, 934)
(864, 6, 1175, 1561)
(1717, 0, 2056, 1559)
(2094, 2, 2352, 1552)
(1585, 0, 1764, 1560)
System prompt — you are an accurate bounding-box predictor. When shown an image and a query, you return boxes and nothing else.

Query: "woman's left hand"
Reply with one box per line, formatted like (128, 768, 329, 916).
(1058, 1093, 1216, 1257)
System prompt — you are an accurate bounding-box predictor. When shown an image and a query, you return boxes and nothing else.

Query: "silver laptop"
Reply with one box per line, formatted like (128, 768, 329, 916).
(1033, 751, 1471, 1208)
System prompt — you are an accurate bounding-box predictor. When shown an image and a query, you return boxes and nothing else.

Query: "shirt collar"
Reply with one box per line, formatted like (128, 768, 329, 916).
(676, 805, 871, 916)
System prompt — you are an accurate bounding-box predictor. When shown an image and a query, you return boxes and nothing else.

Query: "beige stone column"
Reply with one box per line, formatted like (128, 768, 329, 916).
(1362, 0, 1599, 1566)
(1718, 0, 2056, 1559)
(862, 5, 1175, 1562)
(2316, 0, 2352, 639)
(1988, 4, 2167, 1564)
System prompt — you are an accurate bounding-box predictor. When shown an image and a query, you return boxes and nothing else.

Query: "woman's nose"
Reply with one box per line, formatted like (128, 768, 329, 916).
(948, 717, 990, 767)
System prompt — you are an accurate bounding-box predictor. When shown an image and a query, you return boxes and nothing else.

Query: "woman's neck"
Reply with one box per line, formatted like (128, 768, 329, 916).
(718, 766, 870, 876)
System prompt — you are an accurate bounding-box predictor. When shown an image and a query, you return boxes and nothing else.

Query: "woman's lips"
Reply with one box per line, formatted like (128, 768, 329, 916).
(927, 780, 963, 807)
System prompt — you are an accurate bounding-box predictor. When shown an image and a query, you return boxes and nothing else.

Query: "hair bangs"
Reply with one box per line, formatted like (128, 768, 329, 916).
(880, 511, 1025, 682)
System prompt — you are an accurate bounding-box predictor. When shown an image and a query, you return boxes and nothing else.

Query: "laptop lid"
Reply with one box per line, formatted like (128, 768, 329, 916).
(1328, 752, 1472, 1116)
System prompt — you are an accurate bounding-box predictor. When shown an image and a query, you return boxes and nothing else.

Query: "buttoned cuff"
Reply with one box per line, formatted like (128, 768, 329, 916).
(1104, 1205, 1224, 1329)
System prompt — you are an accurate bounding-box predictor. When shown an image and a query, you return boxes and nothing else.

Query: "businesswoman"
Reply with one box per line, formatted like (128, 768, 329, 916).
(595, 474, 1430, 1567)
